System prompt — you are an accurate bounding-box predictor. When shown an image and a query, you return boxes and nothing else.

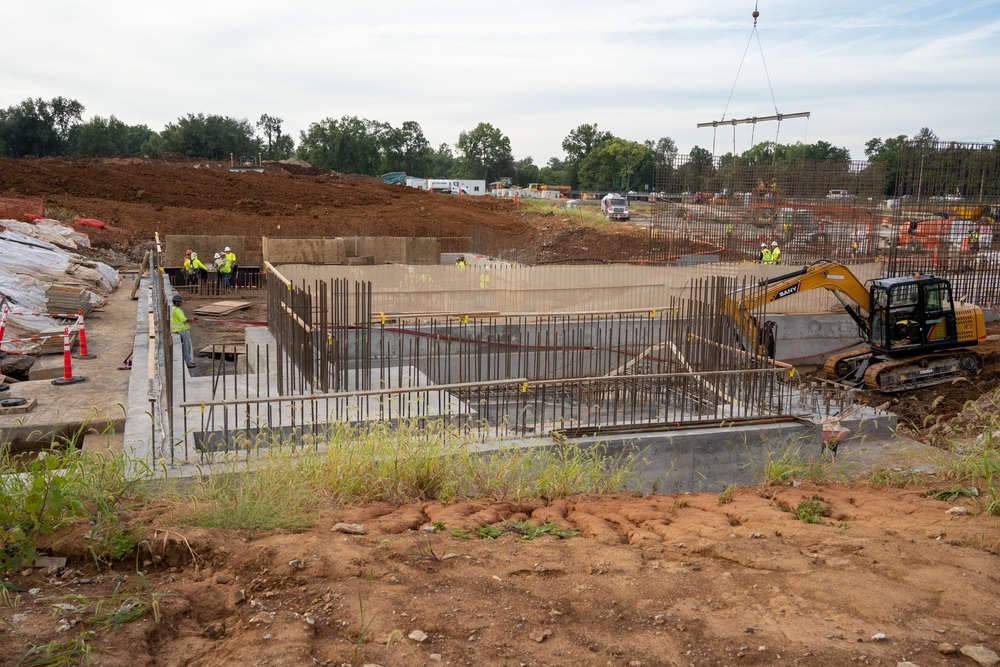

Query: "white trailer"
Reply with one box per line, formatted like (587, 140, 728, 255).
(450, 179, 486, 196)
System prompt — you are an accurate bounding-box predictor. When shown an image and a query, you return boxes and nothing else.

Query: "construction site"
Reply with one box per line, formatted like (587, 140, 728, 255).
(2, 143, 1000, 665)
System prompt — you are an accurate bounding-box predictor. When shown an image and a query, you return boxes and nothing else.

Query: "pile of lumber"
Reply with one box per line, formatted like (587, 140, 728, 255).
(45, 284, 92, 318)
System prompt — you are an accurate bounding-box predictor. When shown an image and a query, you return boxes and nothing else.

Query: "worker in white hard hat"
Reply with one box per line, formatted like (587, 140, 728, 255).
(759, 242, 772, 264)
(771, 240, 781, 265)
(214, 252, 232, 289)
(224, 246, 239, 288)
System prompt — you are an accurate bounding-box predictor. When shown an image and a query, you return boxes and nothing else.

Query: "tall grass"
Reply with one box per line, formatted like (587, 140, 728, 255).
(168, 420, 640, 530)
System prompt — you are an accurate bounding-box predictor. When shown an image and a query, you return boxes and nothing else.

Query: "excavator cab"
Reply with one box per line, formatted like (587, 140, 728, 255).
(867, 276, 958, 357)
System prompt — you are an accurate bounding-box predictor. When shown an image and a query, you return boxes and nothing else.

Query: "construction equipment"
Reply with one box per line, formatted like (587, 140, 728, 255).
(525, 183, 571, 194)
(722, 259, 986, 392)
(601, 193, 631, 221)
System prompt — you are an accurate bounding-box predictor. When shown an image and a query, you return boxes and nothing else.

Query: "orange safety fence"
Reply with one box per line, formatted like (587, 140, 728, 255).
(0, 196, 44, 221)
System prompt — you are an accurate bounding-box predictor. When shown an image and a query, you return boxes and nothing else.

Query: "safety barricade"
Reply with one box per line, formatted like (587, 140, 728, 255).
(0, 305, 96, 359)
(0, 306, 92, 385)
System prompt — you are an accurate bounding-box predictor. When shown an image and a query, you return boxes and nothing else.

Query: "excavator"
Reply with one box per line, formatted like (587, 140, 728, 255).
(722, 260, 986, 393)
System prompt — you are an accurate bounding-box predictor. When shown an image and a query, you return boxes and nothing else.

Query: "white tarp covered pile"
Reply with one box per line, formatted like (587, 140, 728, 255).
(0, 227, 120, 351)
(0, 218, 91, 250)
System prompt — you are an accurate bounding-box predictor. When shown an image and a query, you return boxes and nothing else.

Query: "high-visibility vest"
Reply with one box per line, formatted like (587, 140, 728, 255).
(761, 248, 773, 264)
(171, 305, 190, 333)
(772, 247, 781, 263)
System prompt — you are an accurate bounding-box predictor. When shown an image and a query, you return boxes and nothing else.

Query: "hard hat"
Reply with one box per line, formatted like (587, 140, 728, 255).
(172, 294, 182, 303)
(185, 249, 192, 255)
(771, 241, 778, 246)
(214, 252, 221, 259)
(190, 252, 197, 258)
(760, 243, 767, 247)
(224, 246, 231, 252)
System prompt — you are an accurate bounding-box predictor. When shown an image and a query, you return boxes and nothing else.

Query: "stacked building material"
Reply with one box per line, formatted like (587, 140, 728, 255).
(45, 284, 93, 318)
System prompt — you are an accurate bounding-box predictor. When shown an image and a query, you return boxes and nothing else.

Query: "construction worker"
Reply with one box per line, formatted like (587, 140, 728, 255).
(214, 252, 232, 289)
(224, 246, 238, 287)
(771, 241, 781, 265)
(725, 222, 734, 244)
(759, 242, 772, 264)
(183, 252, 208, 285)
(455, 255, 468, 268)
(170, 294, 197, 368)
(969, 227, 980, 253)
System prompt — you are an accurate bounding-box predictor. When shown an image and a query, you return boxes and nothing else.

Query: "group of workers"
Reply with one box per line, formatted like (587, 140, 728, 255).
(182, 247, 238, 288)
(759, 241, 782, 265)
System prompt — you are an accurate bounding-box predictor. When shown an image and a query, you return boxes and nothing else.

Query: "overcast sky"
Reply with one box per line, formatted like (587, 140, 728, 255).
(6, 1, 999, 164)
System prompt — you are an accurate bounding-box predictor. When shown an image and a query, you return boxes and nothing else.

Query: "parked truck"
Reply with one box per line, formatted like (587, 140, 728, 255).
(601, 193, 630, 221)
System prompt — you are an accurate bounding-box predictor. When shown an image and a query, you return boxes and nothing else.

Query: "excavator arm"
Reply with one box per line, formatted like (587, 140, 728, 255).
(721, 260, 874, 357)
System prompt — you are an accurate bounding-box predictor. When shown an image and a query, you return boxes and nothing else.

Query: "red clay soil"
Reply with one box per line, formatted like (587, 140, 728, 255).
(0, 157, 661, 265)
(2, 483, 999, 667)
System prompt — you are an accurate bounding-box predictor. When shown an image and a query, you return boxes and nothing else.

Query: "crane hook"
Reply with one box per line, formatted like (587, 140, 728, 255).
(753, 2, 760, 26)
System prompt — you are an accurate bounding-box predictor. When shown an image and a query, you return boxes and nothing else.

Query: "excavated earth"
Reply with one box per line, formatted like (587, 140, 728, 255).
(1, 157, 1000, 666)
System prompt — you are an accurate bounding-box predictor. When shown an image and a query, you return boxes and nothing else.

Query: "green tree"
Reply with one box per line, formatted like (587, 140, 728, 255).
(159, 113, 261, 159)
(455, 122, 513, 181)
(427, 143, 456, 177)
(257, 114, 294, 160)
(577, 137, 648, 191)
(513, 156, 540, 185)
(562, 123, 613, 188)
(538, 157, 571, 186)
(383, 120, 430, 175)
(297, 115, 390, 174)
(49, 97, 85, 144)
(0, 98, 62, 157)
(865, 134, 908, 196)
(68, 116, 155, 156)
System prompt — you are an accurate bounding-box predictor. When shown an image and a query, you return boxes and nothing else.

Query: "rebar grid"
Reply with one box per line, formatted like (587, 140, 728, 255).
(650, 154, 887, 265)
(885, 141, 1000, 304)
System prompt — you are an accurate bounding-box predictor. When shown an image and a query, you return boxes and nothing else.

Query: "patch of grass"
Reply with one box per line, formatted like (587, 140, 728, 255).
(717, 485, 734, 505)
(780, 494, 832, 524)
(751, 439, 836, 486)
(168, 420, 640, 530)
(14, 633, 99, 666)
(451, 520, 577, 541)
(923, 486, 978, 502)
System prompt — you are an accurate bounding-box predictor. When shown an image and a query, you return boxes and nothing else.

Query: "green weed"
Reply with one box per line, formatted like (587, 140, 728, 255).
(14, 632, 98, 666)
(782, 495, 832, 524)
(717, 485, 735, 505)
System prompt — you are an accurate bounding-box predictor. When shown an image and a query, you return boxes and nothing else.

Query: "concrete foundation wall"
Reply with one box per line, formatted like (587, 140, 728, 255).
(592, 422, 819, 493)
(263, 238, 347, 264)
(768, 313, 866, 365)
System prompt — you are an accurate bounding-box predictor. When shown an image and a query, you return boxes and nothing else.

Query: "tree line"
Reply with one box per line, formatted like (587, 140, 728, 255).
(1, 96, 986, 195)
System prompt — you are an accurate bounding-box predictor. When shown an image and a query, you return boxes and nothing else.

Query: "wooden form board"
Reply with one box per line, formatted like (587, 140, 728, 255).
(193, 301, 253, 317)
(0, 397, 37, 415)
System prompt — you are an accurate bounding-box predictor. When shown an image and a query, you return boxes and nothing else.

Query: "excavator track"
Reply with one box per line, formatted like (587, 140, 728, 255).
(862, 351, 983, 393)
(822, 346, 872, 382)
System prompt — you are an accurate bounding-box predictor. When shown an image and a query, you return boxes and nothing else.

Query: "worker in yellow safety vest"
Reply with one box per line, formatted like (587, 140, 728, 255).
(759, 242, 773, 264)
(224, 246, 238, 287)
(170, 294, 197, 368)
(183, 252, 208, 284)
(771, 241, 781, 265)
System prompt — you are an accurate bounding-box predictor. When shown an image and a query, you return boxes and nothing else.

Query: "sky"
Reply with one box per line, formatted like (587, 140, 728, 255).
(5, 1, 1000, 165)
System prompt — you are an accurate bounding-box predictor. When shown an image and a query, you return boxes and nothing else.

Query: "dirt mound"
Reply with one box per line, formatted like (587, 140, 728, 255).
(3, 483, 999, 666)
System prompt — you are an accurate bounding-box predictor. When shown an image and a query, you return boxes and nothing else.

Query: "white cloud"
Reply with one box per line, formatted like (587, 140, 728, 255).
(3, 0, 999, 162)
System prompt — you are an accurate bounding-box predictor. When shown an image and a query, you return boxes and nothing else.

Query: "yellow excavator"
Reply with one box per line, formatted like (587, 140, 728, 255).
(722, 260, 986, 392)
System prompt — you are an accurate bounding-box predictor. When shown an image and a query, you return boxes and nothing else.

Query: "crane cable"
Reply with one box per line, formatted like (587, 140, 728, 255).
(716, 2, 782, 156)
